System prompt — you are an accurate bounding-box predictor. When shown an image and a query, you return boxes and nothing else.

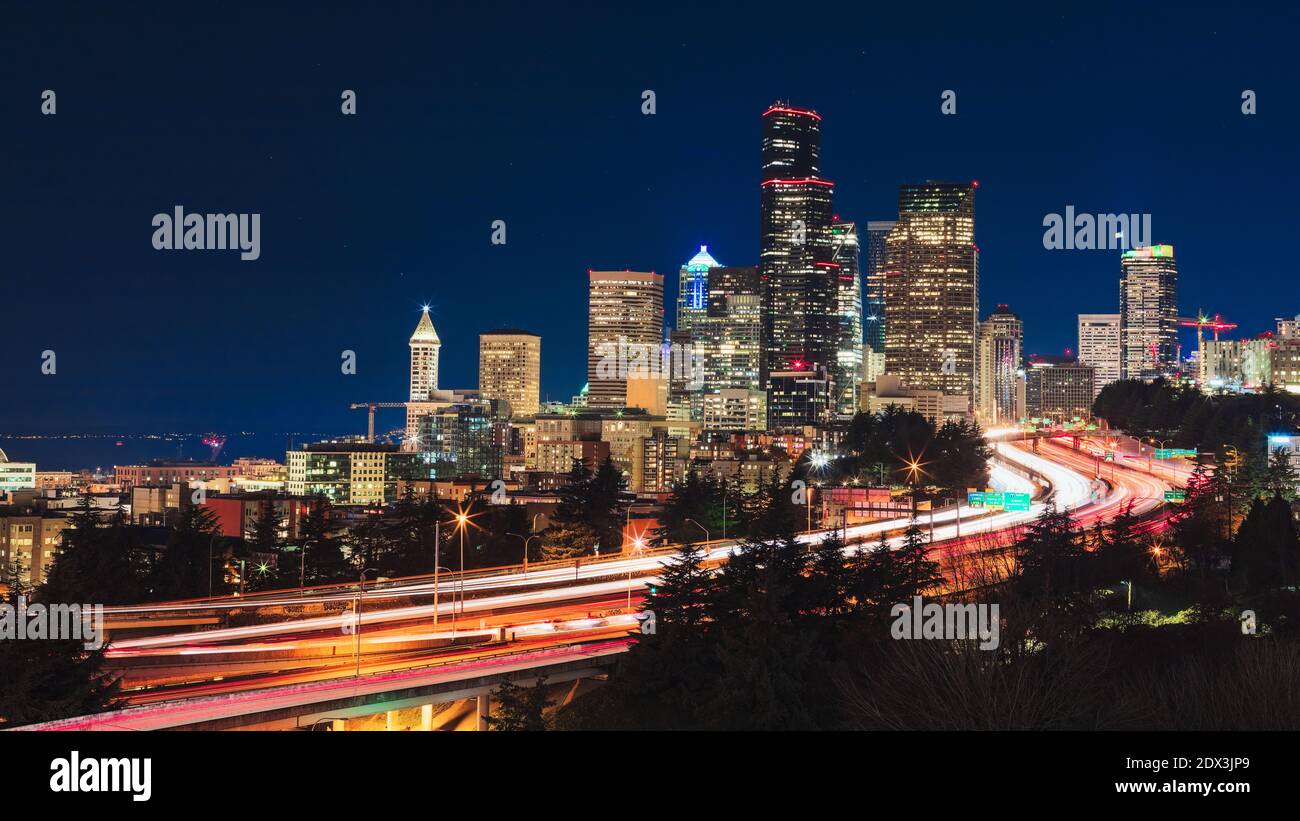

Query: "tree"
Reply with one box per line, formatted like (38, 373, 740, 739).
(645, 541, 711, 632)
(0, 561, 121, 727)
(541, 459, 607, 560)
(41, 497, 147, 605)
(1011, 505, 1089, 599)
(485, 677, 552, 730)
(1232, 495, 1300, 593)
(148, 505, 223, 600)
(894, 520, 945, 599)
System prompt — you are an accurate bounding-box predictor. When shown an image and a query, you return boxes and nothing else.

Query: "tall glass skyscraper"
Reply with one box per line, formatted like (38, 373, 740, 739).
(676, 245, 720, 335)
(759, 103, 836, 424)
(831, 218, 863, 417)
(976, 305, 1024, 426)
(1119, 244, 1179, 381)
(883, 182, 979, 411)
(864, 220, 895, 353)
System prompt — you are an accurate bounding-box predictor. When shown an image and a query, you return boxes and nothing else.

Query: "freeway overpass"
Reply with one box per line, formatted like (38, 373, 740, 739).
(19, 639, 628, 731)
(21, 437, 1180, 731)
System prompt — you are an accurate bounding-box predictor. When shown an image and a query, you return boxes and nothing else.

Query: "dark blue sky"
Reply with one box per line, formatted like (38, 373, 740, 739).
(2, 2, 1295, 435)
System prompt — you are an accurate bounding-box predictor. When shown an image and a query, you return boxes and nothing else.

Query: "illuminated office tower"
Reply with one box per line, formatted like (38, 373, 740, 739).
(1077, 313, 1121, 396)
(676, 245, 720, 336)
(883, 182, 979, 412)
(699, 265, 762, 392)
(587, 270, 665, 407)
(759, 103, 836, 412)
(864, 220, 895, 353)
(1119, 244, 1179, 381)
(975, 305, 1024, 426)
(478, 330, 541, 418)
(408, 306, 441, 400)
(831, 219, 864, 417)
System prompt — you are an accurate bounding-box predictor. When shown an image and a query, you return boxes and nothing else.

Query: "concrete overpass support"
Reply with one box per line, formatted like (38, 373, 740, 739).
(421, 704, 433, 731)
(476, 693, 490, 731)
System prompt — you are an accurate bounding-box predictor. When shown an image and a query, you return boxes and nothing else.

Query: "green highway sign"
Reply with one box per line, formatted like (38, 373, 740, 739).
(983, 492, 1005, 509)
(1163, 490, 1187, 503)
(966, 491, 986, 508)
(1004, 492, 1031, 511)
(1104, 451, 1115, 461)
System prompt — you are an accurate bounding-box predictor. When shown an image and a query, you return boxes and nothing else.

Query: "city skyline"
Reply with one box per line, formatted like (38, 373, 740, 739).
(3, 4, 1294, 435)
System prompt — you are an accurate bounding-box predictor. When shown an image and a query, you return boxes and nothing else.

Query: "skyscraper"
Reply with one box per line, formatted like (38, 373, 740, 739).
(676, 245, 720, 336)
(587, 270, 664, 407)
(831, 218, 864, 417)
(478, 330, 541, 418)
(700, 265, 762, 393)
(1119, 244, 1179, 381)
(1078, 313, 1121, 396)
(883, 182, 979, 413)
(864, 219, 895, 353)
(408, 306, 441, 401)
(976, 305, 1024, 426)
(759, 103, 836, 420)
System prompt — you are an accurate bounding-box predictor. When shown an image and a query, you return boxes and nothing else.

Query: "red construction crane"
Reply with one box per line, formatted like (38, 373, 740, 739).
(1178, 311, 1238, 383)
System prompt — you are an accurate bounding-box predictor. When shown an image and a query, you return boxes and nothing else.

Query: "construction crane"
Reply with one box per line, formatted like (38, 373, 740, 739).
(349, 402, 407, 443)
(1178, 311, 1238, 383)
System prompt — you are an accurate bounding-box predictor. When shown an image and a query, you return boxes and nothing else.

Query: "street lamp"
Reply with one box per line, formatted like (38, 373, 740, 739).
(507, 532, 541, 575)
(684, 517, 710, 545)
(354, 567, 377, 679)
(626, 536, 645, 609)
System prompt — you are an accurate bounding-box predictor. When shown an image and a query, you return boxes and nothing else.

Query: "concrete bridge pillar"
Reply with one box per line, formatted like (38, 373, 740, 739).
(476, 693, 490, 731)
(421, 704, 433, 731)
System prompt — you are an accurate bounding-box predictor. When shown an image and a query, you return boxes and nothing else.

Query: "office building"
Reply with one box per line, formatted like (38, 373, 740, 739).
(676, 245, 720, 336)
(1025, 358, 1096, 423)
(1119, 244, 1179, 380)
(1078, 313, 1122, 396)
(759, 104, 837, 404)
(587, 270, 665, 407)
(698, 265, 763, 393)
(831, 218, 864, 417)
(479, 330, 541, 418)
(882, 182, 979, 412)
(702, 388, 767, 431)
(864, 220, 895, 354)
(976, 305, 1024, 426)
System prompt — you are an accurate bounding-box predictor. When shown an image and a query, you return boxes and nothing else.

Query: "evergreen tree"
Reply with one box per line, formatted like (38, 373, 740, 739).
(149, 505, 223, 600)
(0, 562, 121, 727)
(1232, 494, 1300, 593)
(894, 519, 945, 599)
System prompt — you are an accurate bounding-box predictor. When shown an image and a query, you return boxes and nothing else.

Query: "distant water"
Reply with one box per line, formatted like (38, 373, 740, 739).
(0, 432, 348, 472)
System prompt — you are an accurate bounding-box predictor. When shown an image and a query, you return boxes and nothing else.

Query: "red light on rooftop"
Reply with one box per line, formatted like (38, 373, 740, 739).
(760, 177, 835, 187)
(763, 105, 822, 121)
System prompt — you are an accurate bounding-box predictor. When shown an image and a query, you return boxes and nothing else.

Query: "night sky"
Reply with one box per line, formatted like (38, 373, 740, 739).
(2, 2, 1294, 436)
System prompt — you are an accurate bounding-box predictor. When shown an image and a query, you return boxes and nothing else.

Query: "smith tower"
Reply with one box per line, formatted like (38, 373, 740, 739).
(759, 103, 836, 421)
(409, 306, 441, 400)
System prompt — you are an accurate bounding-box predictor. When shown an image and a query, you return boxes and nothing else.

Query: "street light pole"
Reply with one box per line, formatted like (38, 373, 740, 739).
(433, 519, 440, 631)
(684, 517, 709, 545)
(354, 568, 375, 679)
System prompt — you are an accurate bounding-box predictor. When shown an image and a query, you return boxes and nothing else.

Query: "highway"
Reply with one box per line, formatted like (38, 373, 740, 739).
(23, 432, 1185, 730)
